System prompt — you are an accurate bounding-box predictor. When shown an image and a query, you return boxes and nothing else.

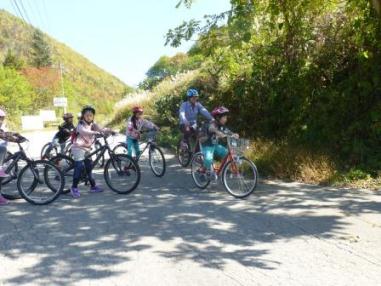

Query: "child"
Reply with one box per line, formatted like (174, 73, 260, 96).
(0, 108, 23, 205)
(70, 105, 112, 198)
(52, 113, 75, 154)
(202, 106, 239, 180)
(126, 106, 159, 158)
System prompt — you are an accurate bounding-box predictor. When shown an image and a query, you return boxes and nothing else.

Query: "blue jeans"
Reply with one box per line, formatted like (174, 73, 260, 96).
(127, 137, 140, 158)
(202, 144, 228, 170)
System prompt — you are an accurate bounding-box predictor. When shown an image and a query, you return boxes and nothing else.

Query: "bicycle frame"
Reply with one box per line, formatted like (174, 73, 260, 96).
(211, 138, 239, 177)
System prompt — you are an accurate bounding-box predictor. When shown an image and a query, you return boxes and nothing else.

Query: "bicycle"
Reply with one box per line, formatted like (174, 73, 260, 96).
(190, 136, 258, 198)
(42, 135, 105, 168)
(50, 132, 141, 194)
(176, 123, 204, 167)
(112, 130, 166, 177)
(0, 135, 65, 205)
(41, 138, 72, 160)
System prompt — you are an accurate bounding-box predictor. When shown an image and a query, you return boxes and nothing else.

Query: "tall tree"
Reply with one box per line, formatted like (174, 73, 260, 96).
(30, 29, 52, 68)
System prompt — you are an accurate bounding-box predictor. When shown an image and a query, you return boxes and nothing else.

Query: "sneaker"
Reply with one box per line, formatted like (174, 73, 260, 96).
(207, 171, 218, 183)
(90, 186, 103, 193)
(0, 195, 9, 205)
(0, 167, 9, 178)
(70, 187, 81, 198)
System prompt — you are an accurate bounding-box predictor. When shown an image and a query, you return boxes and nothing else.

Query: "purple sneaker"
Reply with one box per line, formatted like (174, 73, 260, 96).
(70, 187, 81, 198)
(90, 186, 103, 193)
(0, 195, 9, 205)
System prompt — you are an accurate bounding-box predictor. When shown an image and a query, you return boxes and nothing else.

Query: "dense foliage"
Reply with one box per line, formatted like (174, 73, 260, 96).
(129, 0, 381, 183)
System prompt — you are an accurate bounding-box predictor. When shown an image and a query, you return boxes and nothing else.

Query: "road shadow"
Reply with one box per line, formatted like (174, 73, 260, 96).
(1, 155, 377, 285)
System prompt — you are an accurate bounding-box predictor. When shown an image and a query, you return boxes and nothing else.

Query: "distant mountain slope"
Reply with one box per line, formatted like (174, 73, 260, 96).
(0, 9, 132, 121)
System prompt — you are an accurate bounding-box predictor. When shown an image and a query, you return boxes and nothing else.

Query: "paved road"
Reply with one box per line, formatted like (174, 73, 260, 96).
(0, 131, 381, 285)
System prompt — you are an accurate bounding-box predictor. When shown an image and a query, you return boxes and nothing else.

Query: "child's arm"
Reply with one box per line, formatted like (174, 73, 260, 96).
(77, 123, 99, 136)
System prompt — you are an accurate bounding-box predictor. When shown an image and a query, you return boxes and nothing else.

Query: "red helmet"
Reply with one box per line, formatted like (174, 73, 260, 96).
(211, 106, 229, 117)
(132, 106, 143, 114)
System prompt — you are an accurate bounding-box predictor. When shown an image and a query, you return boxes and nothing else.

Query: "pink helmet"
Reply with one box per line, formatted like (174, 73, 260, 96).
(211, 106, 229, 117)
(0, 109, 6, 117)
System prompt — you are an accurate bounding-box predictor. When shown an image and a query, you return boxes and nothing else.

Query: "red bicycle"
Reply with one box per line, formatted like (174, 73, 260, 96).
(190, 137, 258, 198)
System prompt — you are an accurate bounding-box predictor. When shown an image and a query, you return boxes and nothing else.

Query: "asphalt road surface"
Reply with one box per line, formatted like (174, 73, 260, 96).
(0, 131, 380, 286)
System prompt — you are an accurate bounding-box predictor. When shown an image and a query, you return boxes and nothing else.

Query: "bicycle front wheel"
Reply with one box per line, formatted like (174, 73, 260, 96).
(177, 140, 191, 167)
(17, 160, 65, 205)
(104, 154, 140, 194)
(222, 157, 258, 198)
(149, 146, 166, 177)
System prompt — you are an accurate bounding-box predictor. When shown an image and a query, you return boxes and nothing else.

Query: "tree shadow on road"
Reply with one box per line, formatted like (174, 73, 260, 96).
(1, 158, 378, 285)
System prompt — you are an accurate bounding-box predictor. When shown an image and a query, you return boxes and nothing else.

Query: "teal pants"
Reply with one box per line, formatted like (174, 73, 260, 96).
(202, 144, 228, 170)
(127, 137, 140, 158)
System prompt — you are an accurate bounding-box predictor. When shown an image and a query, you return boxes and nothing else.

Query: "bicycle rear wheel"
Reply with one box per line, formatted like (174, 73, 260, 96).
(191, 152, 210, 189)
(113, 143, 128, 155)
(177, 140, 191, 167)
(222, 157, 258, 198)
(104, 154, 140, 194)
(149, 145, 166, 177)
(17, 160, 65, 205)
(50, 154, 75, 194)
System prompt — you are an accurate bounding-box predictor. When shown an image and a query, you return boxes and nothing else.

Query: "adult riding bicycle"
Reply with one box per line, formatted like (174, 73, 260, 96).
(0, 135, 65, 205)
(50, 132, 141, 194)
(191, 136, 258, 198)
(113, 130, 166, 177)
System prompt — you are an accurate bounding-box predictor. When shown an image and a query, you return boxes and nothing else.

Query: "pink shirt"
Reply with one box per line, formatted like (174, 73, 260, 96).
(72, 121, 104, 151)
(126, 117, 158, 139)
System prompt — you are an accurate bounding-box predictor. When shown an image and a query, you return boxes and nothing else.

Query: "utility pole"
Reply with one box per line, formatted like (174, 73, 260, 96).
(59, 63, 66, 113)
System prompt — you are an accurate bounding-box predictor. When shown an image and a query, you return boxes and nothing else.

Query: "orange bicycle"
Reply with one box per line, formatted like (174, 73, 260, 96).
(190, 136, 258, 198)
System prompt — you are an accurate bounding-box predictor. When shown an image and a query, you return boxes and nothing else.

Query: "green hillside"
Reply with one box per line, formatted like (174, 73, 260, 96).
(0, 9, 132, 126)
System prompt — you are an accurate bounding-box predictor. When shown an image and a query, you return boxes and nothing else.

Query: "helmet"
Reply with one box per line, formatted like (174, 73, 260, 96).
(132, 106, 143, 114)
(77, 112, 82, 119)
(0, 108, 6, 117)
(211, 106, 229, 117)
(63, 113, 73, 120)
(81, 105, 96, 115)
(186, 88, 199, 98)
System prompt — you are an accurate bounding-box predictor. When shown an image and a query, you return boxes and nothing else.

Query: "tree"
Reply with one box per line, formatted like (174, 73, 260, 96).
(2, 50, 24, 70)
(30, 29, 52, 68)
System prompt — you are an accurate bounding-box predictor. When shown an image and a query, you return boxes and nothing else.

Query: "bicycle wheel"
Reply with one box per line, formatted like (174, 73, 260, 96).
(149, 145, 166, 177)
(50, 154, 75, 194)
(177, 140, 191, 167)
(92, 141, 105, 168)
(191, 152, 210, 189)
(1, 153, 19, 186)
(113, 143, 128, 155)
(104, 154, 140, 194)
(222, 157, 258, 198)
(42, 144, 58, 160)
(40, 143, 50, 159)
(17, 160, 65, 205)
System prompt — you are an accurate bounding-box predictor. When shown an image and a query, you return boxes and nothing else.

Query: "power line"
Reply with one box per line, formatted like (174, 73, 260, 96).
(17, 0, 33, 26)
(11, 0, 27, 23)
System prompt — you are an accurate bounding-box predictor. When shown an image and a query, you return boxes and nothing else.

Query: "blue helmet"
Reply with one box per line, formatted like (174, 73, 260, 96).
(187, 88, 199, 98)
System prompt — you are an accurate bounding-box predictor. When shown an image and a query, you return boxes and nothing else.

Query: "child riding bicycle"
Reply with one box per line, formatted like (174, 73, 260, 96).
(0, 108, 25, 205)
(70, 105, 113, 198)
(126, 106, 159, 159)
(201, 106, 239, 181)
(53, 113, 75, 154)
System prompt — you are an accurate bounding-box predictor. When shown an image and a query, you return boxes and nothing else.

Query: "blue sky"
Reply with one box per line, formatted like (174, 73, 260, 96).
(0, 0, 231, 86)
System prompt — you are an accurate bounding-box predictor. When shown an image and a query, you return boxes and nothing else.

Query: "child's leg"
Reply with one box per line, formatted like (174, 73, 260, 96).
(0, 145, 7, 165)
(72, 161, 84, 188)
(133, 140, 141, 157)
(84, 158, 96, 188)
(202, 144, 216, 170)
(127, 137, 134, 157)
(214, 144, 228, 160)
